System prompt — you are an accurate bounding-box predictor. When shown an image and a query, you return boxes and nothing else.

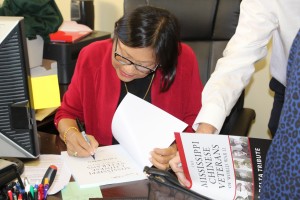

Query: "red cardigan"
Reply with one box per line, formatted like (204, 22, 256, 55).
(55, 39, 203, 145)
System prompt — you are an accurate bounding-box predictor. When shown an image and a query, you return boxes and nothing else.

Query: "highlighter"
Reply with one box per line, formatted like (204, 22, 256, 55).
(41, 165, 57, 188)
(43, 178, 49, 200)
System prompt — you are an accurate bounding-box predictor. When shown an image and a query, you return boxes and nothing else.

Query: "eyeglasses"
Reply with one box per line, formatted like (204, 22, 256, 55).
(114, 38, 159, 74)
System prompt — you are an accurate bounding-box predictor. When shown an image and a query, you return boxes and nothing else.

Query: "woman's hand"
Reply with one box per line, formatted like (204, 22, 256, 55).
(58, 118, 99, 158)
(150, 143, 177, 170)
(169, 152, 191, 187)
(65, 131, 99, 158)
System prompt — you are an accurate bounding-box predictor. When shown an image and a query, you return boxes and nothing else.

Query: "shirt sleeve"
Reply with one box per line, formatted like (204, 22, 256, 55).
(193, 0, 278, 133)
(54, 48, 87, 127)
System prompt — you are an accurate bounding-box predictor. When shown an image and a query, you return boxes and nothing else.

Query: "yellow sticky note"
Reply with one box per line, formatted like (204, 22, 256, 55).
(29, 60, 61, 109)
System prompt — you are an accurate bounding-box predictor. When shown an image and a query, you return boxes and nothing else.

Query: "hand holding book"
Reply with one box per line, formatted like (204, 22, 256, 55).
(172, 132, 271, 200)
(169, 151, 191, 188)
(150, 143, 178, 170)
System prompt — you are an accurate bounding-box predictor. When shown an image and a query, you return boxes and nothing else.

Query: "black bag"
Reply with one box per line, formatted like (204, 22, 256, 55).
(144, 166, 211, 200)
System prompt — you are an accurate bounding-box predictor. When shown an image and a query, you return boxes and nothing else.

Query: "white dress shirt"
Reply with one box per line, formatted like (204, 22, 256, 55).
(193, 0, 300, 133)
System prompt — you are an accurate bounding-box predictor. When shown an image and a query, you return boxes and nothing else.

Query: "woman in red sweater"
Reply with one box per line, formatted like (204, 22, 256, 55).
(55, 6, 203, 170)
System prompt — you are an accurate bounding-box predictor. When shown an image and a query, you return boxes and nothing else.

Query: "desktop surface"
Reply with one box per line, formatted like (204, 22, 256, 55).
(38, 132, 149, 199)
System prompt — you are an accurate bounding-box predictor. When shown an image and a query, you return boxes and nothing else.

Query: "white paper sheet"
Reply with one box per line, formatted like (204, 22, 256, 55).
(21, 154, 72, 194)
(61, 145, 146, 188)
(112, 93, 188, 168)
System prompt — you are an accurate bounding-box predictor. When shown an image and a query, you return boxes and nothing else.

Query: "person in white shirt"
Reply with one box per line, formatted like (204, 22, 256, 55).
(170, 0, 300, 188)
(193, 0, 300, 136)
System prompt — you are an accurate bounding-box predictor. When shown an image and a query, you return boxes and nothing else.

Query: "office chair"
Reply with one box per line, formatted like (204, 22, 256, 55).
(124, 0, 256, 136)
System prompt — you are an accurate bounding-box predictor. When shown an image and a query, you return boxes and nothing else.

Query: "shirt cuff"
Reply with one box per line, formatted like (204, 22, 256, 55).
(193, 103, 227, 134)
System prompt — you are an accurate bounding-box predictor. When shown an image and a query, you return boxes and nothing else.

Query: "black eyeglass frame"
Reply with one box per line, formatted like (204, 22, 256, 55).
(114, 38, 160, 74)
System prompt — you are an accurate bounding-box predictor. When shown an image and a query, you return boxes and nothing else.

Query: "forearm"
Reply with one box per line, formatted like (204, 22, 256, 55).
(57, 118, 79, 143)
(196, 123, 217, 134)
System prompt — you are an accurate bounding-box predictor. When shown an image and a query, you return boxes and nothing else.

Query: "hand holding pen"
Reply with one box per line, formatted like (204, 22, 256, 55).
(76, 118, 96, 159)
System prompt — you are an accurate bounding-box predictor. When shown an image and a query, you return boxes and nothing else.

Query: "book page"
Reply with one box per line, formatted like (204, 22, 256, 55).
(61, 145, 146, 188)
(112, 93, 188, 169)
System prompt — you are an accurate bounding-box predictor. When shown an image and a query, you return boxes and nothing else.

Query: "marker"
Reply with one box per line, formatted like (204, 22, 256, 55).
(76, 118, 95, 159)
(34, 187, 38, 200)
(37, 184, 44, 200)
(30, 185, 35, 199)
(23, 177, 30, 188)
(41, 165, 57, 188)
(13, 193, 17, 200)
(7, 190, 13, 200)
(25, 185, 31, 200)
(43, 178, 49, 200)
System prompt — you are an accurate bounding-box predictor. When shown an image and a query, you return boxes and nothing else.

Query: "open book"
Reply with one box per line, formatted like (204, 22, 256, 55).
(175, 132, 271, 200)
(61, 93, 187, 188)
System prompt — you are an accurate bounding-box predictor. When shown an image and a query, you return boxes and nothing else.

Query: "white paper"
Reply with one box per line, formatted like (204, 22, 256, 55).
(21, 154, 72, 194)
(58, 21, 92, 32)
(112, 93, 188, 168)
(61, 93, 188, 188)
(61, 145, 146, 188)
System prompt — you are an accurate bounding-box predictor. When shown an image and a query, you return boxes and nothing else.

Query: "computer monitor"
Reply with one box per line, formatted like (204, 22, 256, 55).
(0, 16, 40, 158)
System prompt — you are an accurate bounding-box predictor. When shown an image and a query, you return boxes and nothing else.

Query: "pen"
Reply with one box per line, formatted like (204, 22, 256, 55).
(76, 118, 95, 159)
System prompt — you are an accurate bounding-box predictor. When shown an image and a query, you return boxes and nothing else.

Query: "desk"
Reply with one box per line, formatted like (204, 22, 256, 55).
(38, 132, 149, 199)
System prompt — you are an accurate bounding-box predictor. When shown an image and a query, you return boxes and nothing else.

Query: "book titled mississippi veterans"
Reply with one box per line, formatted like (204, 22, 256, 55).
(175, 133, 271, 200)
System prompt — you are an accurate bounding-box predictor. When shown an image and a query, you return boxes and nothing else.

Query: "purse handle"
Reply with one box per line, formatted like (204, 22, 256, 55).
(144, 166, 212, 200)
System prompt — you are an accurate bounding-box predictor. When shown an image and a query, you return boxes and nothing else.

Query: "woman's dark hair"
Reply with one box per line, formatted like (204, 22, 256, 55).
(114, 6, 181, 92)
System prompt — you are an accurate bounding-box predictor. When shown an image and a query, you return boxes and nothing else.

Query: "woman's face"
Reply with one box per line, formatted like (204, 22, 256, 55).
(112, 39, 158, 82)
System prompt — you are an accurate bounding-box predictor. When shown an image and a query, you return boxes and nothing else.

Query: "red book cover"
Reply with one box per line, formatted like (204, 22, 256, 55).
(49, 30, 92, 43)
(174, 132, 271, 200)
(49, 21, 92, 43)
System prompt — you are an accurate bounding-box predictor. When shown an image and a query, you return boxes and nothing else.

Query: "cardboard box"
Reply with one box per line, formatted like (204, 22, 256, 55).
(27, 35, 44, 68)
(29, 59, 61, 109)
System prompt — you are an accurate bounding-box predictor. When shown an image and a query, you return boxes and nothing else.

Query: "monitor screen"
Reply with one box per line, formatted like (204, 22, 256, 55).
(0, 16, 40, 158)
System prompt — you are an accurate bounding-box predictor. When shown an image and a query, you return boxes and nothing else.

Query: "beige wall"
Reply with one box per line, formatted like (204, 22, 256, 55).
(55, 0, 123, 33)
(244, 43, 273, 139)
(55, 0, 273, 139)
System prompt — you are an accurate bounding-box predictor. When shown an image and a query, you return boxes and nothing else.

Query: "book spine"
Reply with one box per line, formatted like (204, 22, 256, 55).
(174, 132, 193, 188)
(248, 138, 271, 199)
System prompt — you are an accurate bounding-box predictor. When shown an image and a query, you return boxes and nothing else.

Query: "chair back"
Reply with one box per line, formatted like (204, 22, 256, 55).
(124, 0, 241, 84)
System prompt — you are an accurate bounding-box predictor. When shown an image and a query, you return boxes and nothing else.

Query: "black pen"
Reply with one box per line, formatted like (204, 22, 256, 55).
(76, 118, 95, 159)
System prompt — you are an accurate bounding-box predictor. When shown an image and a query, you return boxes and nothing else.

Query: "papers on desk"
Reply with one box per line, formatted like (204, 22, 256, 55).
(61, 93, 188, 188)
(61, 145, 146, 188)
(21, 154, 72, 194)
